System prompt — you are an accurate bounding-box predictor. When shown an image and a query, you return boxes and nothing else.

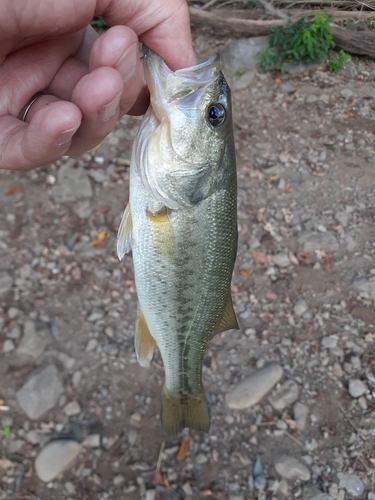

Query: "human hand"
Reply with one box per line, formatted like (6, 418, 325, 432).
(0, 0, 195, 170)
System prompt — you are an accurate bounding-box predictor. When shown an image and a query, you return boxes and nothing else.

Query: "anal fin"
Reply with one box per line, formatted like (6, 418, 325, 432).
(117, 204, 132, 261)
(161, 388, 210, 436)
(135, 307, 156, 367)
(212, 295, 239, 337)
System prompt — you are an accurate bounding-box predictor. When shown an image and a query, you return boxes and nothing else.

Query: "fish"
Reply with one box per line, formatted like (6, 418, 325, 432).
(117, 46, 238, 436)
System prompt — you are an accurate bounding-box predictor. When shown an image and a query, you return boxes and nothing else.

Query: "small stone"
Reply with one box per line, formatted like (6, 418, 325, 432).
(113, 474, 125, 486)
(297, 232, 339, 253)
(74, 200, 92, 219)
(16, 364, 64, 419)
(35, 440, 81, 482)
(335, 212, 348, 227)
(341, 88, 353, 99)
(333, 363, 343, 378)
(83, 434, 101, 448)
(303, 484, 332, 500)
(225, 362, 283, 409)
(3, 339, 15, 353)
(145, 491, 156, 500)
(65, 482, 76, 494)
(294, 402, 309, 430)
(0, 272, 13, 295)
(274, 455, 311, 481)
(269, 380, 299, 410)
(338, 473, 364, 497)
(306, 95, 318, 103)
(272, 253, 290, 268)
(88, 169, 106, 183)
(182, 482, 194, 495)
(72, 371, 82, 387)
(16, 320, 51, 360)
(328, 484, 338, 498)
(86, 338, 98, 351)
(348, 379, 367, 398)
(368, 492, 375, 500)
(352, 279, 375, 300)
(63, 401, 81, 417)
(57, 352, 76, 371)
(7, 325, 21, 339)
(8, 307, 19, 319)
(52, 163, 93, 203)
(280, 81, 296, 94)
(294, 300, 308, 317)
(321, 335, 338, 349)
(88, 310, 105, 322)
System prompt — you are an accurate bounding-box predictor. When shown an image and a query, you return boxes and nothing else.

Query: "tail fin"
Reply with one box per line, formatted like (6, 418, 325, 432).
(161, 388, 210, 436)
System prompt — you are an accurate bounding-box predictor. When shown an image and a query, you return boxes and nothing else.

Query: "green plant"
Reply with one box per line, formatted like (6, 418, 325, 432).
(2, 426, 11, 437)
(258, 12, 334, 71)
(91, 16, 108, 32)
(328, 50, 350, 73)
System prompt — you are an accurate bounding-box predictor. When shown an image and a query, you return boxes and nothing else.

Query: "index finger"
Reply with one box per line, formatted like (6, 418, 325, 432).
(102, 0, 196, 71)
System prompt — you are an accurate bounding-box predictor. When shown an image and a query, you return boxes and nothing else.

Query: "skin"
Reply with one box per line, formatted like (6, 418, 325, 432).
(0, 0, 196, 170)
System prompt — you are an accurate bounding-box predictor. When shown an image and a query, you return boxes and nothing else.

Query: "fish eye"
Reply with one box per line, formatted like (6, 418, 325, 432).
(207, 103, 226, 127)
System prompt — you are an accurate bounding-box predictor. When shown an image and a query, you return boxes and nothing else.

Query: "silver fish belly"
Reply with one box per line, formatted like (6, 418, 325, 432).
(117, 47, 238, 435)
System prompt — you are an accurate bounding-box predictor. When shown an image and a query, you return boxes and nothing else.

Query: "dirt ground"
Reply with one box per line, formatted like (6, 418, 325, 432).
(0, 25, 375, 500)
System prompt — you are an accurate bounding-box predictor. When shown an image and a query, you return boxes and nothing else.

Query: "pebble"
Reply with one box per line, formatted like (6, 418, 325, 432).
(52, 163, 93, 203)
(297, 232, 339, 253)
(294, 300, 308, 317)
(338, 473, 364, 497)
(74, 200, 92, 219)
(293, 402, 309, 430)
(113, 474, 125, 486)
(272, 253, 290, 268)
(8, 307, 19, 319)
(352, 279, 375, 300)
(348, 379, 367, 398)
(269, 380, 300, 409)
(83, 434, 101, 448)
(2, 339, 15, 353)
(35, 440, 82, 482)
(280, 81, 296, 94)
(16, 364, 64, 419)
(341, 88, 353, 99)
(303, 484, 331, 500)
(225, 362, 283, 409)
(63, 401, 81, 417)
(145, 491, 156, 500)
(274, 455, 311, 481)
(16, 320, 51, 360)
(0, 272, 13, 295)
(86, 338, 98, 351)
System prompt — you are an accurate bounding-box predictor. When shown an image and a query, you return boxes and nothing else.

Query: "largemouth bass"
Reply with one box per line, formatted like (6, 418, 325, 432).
(117, 46, 238, 435)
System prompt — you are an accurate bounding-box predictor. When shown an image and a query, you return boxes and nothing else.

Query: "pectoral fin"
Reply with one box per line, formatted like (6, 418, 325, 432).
(117, 204, 132, 261)
(146, 207, 176, 260)
(135, 307, 156, 367)
(212, 296, 239, 337)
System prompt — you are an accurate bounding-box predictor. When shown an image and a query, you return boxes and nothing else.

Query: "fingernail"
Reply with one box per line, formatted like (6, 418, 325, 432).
(57, 123, 81, 146)
(98, 92, 121, 122)
(116, 45, 138, 82)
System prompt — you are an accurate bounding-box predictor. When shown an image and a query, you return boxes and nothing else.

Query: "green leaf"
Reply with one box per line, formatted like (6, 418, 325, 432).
(3, 426, 11, 437)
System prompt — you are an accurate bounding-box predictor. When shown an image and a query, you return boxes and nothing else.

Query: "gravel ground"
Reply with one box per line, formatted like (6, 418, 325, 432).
(0, 27, 375, 500)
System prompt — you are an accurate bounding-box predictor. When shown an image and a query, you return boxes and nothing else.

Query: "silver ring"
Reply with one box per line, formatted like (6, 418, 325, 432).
(17, 91, 46, 122)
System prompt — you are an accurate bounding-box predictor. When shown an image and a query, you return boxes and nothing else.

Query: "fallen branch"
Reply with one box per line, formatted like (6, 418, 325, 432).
(212, 8, 375, 21)
(254, 0, 290, 20)
(189, 7, 375, 58)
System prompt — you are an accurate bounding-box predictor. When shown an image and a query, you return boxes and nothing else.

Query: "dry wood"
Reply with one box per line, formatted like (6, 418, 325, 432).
(254, 0, 290, 20)
(189, 7, 375, 58)
(213, 7, 375, 20)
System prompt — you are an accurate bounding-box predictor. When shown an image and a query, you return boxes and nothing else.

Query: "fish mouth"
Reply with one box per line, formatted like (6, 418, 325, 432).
(143, 46, 221, 122)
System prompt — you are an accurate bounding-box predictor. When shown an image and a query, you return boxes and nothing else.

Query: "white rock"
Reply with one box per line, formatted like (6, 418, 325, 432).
(145, 491, 156, 500)
(3, 339, 15, 353)
(52, 163, 93, 203)
(269, 380, 300, 410)
(16, 364, 64, 419)
(297, 232, 339, 253)
(294, 300, 308, 317)
(0, 272, 13, 295)
(272, 253, 290, 268)
(348, 379, 367, 398)
(293, 402, 309, 430)
(63, 401, 81, 417)
(225, 362, 283, 409)
(83, 434, 101, 448)
(16, 320, 51, 360)
(338, 473, 364, 497)
(35, 440, 81, 482)
(274, 455, 311, 481)
(86, 338, 98, 351)
(352, 279, 375, 300)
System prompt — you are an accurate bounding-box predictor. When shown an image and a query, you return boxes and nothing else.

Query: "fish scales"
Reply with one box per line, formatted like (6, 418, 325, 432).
(117, 47, 238, 435)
